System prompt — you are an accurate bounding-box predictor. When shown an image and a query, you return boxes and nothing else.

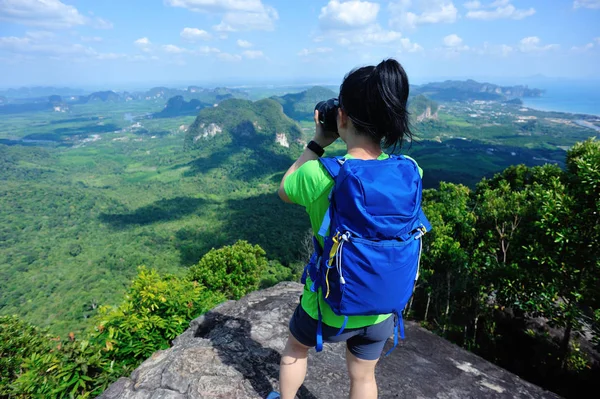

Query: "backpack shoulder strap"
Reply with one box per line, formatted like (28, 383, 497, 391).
(318, 156, 345, 179)
(316, 157, 345, 238)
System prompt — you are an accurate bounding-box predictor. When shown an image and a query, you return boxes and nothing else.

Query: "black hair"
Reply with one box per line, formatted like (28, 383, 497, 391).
(339, 58, 412, 152)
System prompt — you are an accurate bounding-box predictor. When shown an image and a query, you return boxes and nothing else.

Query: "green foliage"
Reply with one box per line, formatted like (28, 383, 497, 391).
(188, 240, 268, 299)
(416, 142, 600, 396)
(90, 267, 225, 368)
(12, 338, 118, 399)
(0, 316, 52, 397)
(5, 264, 227, 398)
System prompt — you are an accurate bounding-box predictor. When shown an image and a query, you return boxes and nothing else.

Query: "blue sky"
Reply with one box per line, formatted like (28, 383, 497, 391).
(0, 0, 599, 88)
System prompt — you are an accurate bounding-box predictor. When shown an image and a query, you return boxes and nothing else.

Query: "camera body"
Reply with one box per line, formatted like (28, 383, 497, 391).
(315, 98, 340, 135)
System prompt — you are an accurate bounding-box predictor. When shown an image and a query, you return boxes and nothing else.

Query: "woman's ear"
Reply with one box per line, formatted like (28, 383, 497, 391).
(338, 107, 348, 129)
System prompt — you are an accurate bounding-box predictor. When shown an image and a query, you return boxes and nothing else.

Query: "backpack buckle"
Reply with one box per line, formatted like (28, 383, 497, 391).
(414, 226, 427, 240)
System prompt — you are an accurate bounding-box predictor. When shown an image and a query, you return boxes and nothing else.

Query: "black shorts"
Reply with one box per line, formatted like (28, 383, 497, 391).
(289, 304, 394, 361)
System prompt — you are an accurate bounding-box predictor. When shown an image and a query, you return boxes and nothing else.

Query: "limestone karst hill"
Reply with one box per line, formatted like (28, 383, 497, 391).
(99, 282, 561, 399)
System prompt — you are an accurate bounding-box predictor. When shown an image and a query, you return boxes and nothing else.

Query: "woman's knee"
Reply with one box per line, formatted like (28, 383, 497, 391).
(283, 333, 311, 357)
(346, 349, 377, 382)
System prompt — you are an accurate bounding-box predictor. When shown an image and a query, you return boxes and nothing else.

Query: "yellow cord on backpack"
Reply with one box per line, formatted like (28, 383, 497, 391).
(328, 234, 341, 267)
(325, 268, 331, 298)
(325, 234, 341, 299)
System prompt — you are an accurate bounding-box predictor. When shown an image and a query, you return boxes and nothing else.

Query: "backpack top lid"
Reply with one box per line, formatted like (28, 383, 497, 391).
(325, 155, 423, 240)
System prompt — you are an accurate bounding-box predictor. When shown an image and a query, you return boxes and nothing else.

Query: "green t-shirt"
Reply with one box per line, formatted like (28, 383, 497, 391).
(284, 153, 423, 328)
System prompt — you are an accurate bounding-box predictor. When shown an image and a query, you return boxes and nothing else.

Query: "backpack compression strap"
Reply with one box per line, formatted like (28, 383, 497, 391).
(317, 157, 345, 238)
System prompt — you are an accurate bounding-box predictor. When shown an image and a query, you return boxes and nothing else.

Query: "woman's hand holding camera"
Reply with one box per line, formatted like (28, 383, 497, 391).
(313, 109, 339, 148)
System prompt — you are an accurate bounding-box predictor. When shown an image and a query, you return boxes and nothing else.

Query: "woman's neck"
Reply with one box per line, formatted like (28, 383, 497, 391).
(346, 137, 382, 160)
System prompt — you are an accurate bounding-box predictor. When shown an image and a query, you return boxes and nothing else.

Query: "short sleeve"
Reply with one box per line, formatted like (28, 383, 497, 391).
(284, 160, 332, 207)
(404, 155, 424, 178)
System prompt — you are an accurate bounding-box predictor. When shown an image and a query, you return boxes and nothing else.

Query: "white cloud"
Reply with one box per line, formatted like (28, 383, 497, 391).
(389, 0, 458, 30)
(571, 43, 594, 52)
(181, 27, 212, 41)
(574, 0, 600, 8)
(498, 44, 513, 56)
(324, 24, 407, 47)
(443, 33, 462, 47)
(214, 7, 278, 31)
(165, 0, 266, 13)
(400, 37, 424, 52)
(134, 37, 151, 46)
(217, 52, 242, 62)
(466, 1, 535, 20)
(595, 37, 600, 45)
(134, 37, 153, 53)
(95, 53, 125, 60)
(315, 1, 422, 51)
(237, 39, 253, 48)
(0, 0, 112, 29)
(166, 0, 278, 31)
(463, 1, 481, 9)
(442, 34, 469, 51)
(519, 36, 559, 53)
(0, 0, 86, 28)
(80, 36, 103, 43)
(25, 31, 55, 40)
(242, 50, 264, 59)
(0, 34, 119, 61)
(163, 44, 189, 54)
(298, 47, 333, 56)
(319, 0, 380, 29)
(197, 46, 222, 54)
(92, 17, 114, 29)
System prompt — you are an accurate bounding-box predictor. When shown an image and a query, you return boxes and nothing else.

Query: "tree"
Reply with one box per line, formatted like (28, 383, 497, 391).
(187, 240, 268, 299)
(524, 139, 600, 368)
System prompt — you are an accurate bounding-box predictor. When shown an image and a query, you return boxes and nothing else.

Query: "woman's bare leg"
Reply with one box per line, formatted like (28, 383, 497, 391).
(279, 333, 311, 399)
(346, 348, 379, 399)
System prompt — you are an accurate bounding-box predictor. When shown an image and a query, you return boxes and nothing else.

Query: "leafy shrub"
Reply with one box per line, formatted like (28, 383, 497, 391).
(0, 316, 52, 397)
(188, 240, 268, 299)
(90, 266, 225, 368)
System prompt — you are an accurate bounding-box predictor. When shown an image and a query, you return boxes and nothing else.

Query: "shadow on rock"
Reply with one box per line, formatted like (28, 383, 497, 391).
(193, 310, 317, 399)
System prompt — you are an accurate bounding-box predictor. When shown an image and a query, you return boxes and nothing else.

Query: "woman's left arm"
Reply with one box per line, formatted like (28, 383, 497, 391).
(278, 110, 337, 203)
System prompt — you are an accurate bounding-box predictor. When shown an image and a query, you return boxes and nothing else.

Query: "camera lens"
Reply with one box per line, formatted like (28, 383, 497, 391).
(314, 98, 339, 133)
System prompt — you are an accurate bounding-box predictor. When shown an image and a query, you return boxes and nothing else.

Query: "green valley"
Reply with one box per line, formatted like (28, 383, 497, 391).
(0, 81, 598, 399)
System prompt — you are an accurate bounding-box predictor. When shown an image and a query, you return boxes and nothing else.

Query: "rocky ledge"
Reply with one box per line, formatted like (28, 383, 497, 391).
(98, 282, 561, 399)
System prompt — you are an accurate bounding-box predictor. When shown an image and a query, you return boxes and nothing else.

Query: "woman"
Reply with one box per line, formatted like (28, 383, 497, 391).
(271, 58, 421, 399)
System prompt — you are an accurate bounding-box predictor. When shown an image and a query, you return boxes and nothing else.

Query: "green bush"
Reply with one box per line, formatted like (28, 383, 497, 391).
(0, 315, 52, 398)
(90, 266, 225, 368)
(188, 240, 268, 299)
(6, 265, 226, 398)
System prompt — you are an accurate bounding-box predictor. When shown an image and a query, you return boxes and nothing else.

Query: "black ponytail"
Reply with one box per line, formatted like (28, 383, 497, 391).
(339, 58, 412, 152)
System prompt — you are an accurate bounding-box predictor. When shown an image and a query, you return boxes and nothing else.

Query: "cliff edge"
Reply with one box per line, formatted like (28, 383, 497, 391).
(98, 282, 561, 399)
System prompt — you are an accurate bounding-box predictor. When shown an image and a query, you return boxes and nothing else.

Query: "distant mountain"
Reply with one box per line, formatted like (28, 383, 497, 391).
(412, 80, 543, 102)
(84, 91, 120, 103)
(183, 98, 304, 183)
(141, 86, 248, 103)
(154, 95, 207, 118)
(272, 86, 337, 121)
(185, 98, 303, 151)
(409, 95, 439, 122)
(0, 95, 69, 115)
(0, 86, 86, 99)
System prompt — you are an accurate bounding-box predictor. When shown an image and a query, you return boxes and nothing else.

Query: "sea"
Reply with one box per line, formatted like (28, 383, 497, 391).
(520, 80, 600, 117)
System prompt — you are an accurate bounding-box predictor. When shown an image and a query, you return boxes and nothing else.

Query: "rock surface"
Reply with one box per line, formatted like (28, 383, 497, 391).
(98, 282, 561, 399)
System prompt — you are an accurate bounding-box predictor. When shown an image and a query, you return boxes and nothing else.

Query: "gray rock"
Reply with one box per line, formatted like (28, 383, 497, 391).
(97, 282, 561, 399)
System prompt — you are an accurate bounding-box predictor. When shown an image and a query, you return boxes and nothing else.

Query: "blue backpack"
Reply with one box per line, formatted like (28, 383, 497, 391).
(301, 155, 431, 355)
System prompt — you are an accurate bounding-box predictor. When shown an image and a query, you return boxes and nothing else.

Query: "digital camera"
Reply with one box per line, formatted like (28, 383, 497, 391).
(314, 98, 340, 135)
